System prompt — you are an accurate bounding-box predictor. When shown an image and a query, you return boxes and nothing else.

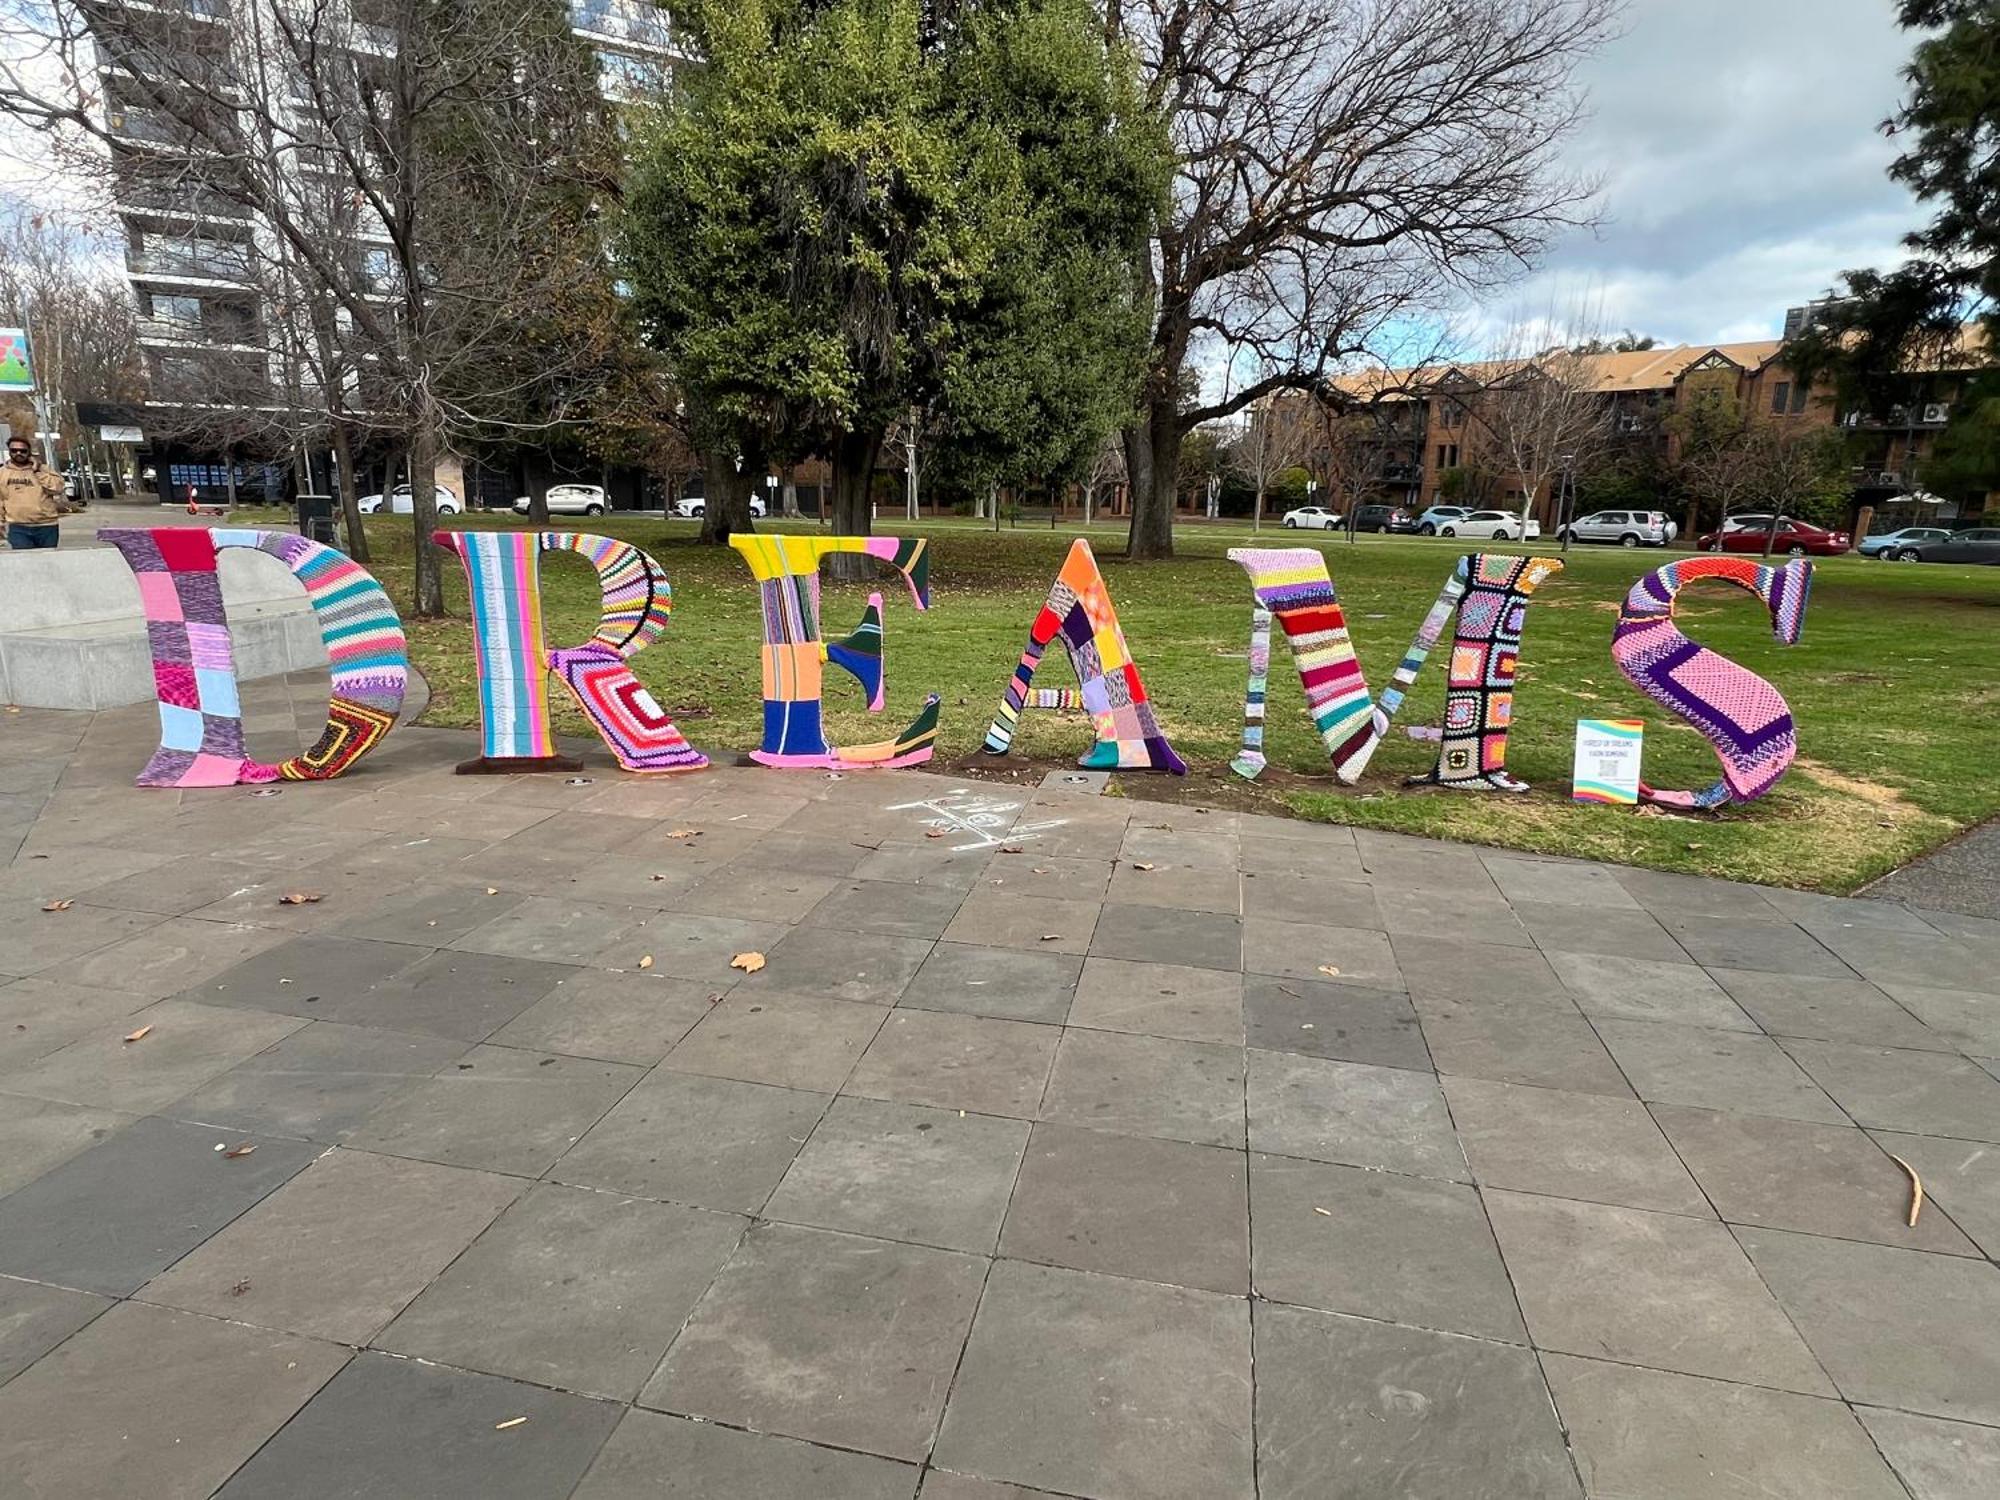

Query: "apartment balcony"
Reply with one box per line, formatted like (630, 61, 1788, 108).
(1842, 403, 1951, 431)
(136, 314, 261, 348)
(572, 0, 678, 53)
(126, 245, 253, 286)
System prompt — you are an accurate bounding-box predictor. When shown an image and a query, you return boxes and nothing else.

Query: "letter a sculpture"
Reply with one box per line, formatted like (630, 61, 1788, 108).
(103, 527, 407, 788)
(729, 534, 940, 770)
(1610, 555, 1811, 809)
(984, 538, 1185, 773)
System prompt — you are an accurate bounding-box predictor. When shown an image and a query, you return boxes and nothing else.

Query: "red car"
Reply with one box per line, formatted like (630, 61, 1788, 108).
(1697, 518, 1851, 557)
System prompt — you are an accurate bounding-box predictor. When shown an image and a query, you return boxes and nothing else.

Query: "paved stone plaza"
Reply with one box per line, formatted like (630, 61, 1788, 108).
(1, 679, 1998, 1499)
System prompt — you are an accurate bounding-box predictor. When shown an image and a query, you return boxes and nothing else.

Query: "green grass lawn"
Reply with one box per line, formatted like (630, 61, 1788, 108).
(347, 512, 2000, 893)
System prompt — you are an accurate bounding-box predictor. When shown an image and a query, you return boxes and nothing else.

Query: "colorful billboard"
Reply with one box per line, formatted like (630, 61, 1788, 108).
(0, 328, 33, 391)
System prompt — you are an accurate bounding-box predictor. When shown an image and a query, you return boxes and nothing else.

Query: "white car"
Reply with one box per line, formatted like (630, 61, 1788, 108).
(512, 483, 608, 517)
(1557, 509, 1673, 547)
(1281, 505, 1342, 530)
(673, 496, 767, 519)
(1415, 505, 1472, 535)
(1437, 509, 1540, 541)
(358, 484, 460, 515)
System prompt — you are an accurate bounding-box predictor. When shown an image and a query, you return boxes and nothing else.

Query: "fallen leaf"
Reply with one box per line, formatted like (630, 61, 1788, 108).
(486, 887, 500, 896)
(1313, 1206, 1331, 1217)
(637, 954, 654, 970)
(277, 890, 324, 906)
(1031, 867, 1049, 874)
(223, 1143, 256, 1158)
(650, 874, 667, 882)
(730, 951, 767, 974)
(123, 1025, 152, 1043)
(667, 828, 702, 839)
(1039, 934, 1062, 942)
(41, 898, 73, 912)
(230, 1278, 251, 1296)
(1131, 862, 1156, 871)
(1317, 965, 1341, 979)
(925, 829, 945, 839)
(494, 1417, 528, 1431)
(998, 845, 1024, 854)
(1889, 1152, 1925, 1227)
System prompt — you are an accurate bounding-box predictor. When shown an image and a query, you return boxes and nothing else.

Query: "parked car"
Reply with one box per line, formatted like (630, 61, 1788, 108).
(358, 484, 460, 515)
(1414, 505, 1472, 535)
(1697, 518, 1850, 556)
(1557, 509, 1674, 548)
(512, 483, 608, 517)
(673, 496, 767, 519)
(1438, 509, 1541, 541)
(1874, 527, 2000, 564)
(1350, 503, 1417, 533)
(1858, 526, 1953, 559)
(1281, 504, 1342, 530)
(63, 470, 115, 501)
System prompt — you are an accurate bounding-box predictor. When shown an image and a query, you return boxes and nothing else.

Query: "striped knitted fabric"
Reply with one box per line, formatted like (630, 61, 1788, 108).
(983, 538, 1185, 774)
(1226, 548, 1371, 779)
(434, 530, 556, 761)
(1610, 555, 1812, 808)
(728, 534, 936, 770)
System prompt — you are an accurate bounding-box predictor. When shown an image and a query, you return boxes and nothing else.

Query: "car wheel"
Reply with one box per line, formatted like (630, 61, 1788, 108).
(1619, 534, 1639, 547)
(1418, 523, 1435, 535)
(1439, 526, 1455, 538)
(1707, 540, 1724, 552)
(1787, 545, 1808, 558)
(1284, 518, 1297, 528)
(438, 504, 457, 515)
(1896, 548, 1921, 561)
(585, 504, 604, 515)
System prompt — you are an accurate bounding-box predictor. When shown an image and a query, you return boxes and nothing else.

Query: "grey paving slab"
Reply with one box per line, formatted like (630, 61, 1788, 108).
(1239, 831, 1365, 880)
(933, 1259, 1254, 1500)
(0, 1273, 107, 1386)
(489, 969, 715, 1063)
(765, 1095, 1028, 1254)
(1092, 901, 1244, 972)
(642, 1222, 985, 1462)
(728, 830, 881, 879)
(1120, 823, 1239, 872)
(574, 1409, 921, 1500)
(1869, 1130, 2000, 1257)
(1548, 950, 1756, 1029)
(1878, 980, 2000, 1054)
(1253, 1301, 1581, 1500)
(0, 998, 308, 1113)
(1242, 972, 1428, 1069)
(1855, 1407, 2000, 1500)
(0, 896, 162, 973)
(346, 1044, 644, 1176)
(1485, 1189, 1834, 1394)
(165, 1020, 467, 1140)
(854, 841, 996, 887)
(1485, 855, 1639, 908)
(1518, 902, 1693, 963)
(920, 1475, 1068, 1500)
(75, 852, 274, 916)
(178, 931, 425, 1017)
(1738, 1225, 2000, 1424)
(1545, 1353, 1907, 1500)
(554, 1070, 827, 1213)
(999, 1121, 1248, 1293)
(679, 866, 843, 924)
(1040, 1028, 1245, 1148)
(1442, 1074, 1710, 1215)
(53, 915, 294, 999)
(1251, 1153, 1523, 1341)
(1805, 923, 2000, 992)
(0, 975, 164, 1071)
(379, 1182, 745, 1400)
(1246, 1048, 1466, 1179)
(213, 1349, 621, 1500)
(1391, 934, 1569, 1005)
(1780, 1036, 2000, 1140)
(451, 893, 656, 966)
(845, 1008, 1058, 1117)
(972, 852, 1114, 902)
(898, 941, 1082, 1024)
(1111, 859, 1246, 914)
(1710, 967, 1948, 1049)
(1660, 914, 1856, 978)
(747, 927, 937, 1003)
(1767, 886, 1940, 931)
(1592, 1018, 1845, 1122)
(0, 1113, 316, 1294)
(0, 1300, 348, 1500)
(1068, 956, 1243, 1046)
(1237, 870, 1378, 928)
(664, 989, 886, 1093)
(1240, 914, 1401, 988)
(1653, 1104, 1978, 1252)
(1415, 992, 1633, 1096)
(0, 1090, 129, 1196)
(313, 947, 574, 1037)
(1376, 888, 1535, 947)
(1612, 866, 1786, 920)
(806, 875, 968, 938)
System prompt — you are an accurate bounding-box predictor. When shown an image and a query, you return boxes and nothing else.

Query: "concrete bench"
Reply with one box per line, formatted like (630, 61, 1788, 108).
(0, 546, 329, 710)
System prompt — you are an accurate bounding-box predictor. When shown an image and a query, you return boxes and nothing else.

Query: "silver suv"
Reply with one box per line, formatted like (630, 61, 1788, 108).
(1559, 509, 1673, 547)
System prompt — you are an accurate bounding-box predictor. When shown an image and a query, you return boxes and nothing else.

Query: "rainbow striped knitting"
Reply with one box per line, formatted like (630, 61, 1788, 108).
(1611, 555, 1811, 809)
(435, 531, 557, 762)
(727, 534, 936, 770)
(1226, 548, 1370, 779)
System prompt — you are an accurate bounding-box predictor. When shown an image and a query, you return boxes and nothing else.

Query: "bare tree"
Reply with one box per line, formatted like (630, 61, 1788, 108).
(1473, 345, 1614, 534)
(1108, 0, 1616, 558)
(0, 0, 629, 614)
(1230, 391, 1312, 530)
(0, 210, 144, 461)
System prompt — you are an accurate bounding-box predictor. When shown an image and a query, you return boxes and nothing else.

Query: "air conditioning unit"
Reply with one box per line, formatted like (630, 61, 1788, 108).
(1876, 470, 1903, 487)
(1922, 404, 1949, 424)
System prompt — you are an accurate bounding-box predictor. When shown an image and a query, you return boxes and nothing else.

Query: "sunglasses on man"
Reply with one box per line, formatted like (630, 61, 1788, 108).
(6, 447, 30, 459)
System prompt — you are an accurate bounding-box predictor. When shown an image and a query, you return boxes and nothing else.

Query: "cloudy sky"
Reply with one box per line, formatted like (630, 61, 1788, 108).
(1505, 0, 1922, 345)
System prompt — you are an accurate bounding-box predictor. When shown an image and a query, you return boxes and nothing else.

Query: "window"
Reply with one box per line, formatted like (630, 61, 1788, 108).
(1600, 513, 1627, 525)
(1446, 445, 1460, 468)
(1791, 381, 1809, 414)
(1436, 445, 1446, 469)
(150, 294, 201, 328)
(1770, 382, 1791, 414)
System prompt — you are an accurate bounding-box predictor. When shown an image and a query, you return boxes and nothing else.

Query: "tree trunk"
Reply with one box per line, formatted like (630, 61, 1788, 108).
(523, 449, 554, 525)
(1125, 403, 1179, 559)
(828, 429, 881, 580)
(407, 413, 445, 619)
(1253, 481, 1266, 532)
(329, 420, 370, 563)
(223, 452, 238, 510)
(1760, 508, 1783, 560)
(781, 470, 801, 518)
(698, 450, 754, 545)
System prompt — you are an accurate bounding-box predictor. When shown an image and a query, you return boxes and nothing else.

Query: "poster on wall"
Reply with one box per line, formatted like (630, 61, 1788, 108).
(0, 328, 33, 391)
(1572, 719, 1644, 805)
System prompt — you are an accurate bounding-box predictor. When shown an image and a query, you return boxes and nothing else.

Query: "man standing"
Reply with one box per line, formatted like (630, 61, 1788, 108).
(0, 437, 67, 548)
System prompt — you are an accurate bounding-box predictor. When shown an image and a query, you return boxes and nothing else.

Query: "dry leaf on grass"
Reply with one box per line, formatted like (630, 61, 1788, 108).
(637, 954, 655, 970)
(40, 898, 73, 912)
(1317, 965, 1342, 979)
(123, 1025, 153, 1043)
(730, 951, 767, 974)
(494, 1417, 528, 1432)
(277, 891, 324, 906)
(223, 1143, 256, 1159)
